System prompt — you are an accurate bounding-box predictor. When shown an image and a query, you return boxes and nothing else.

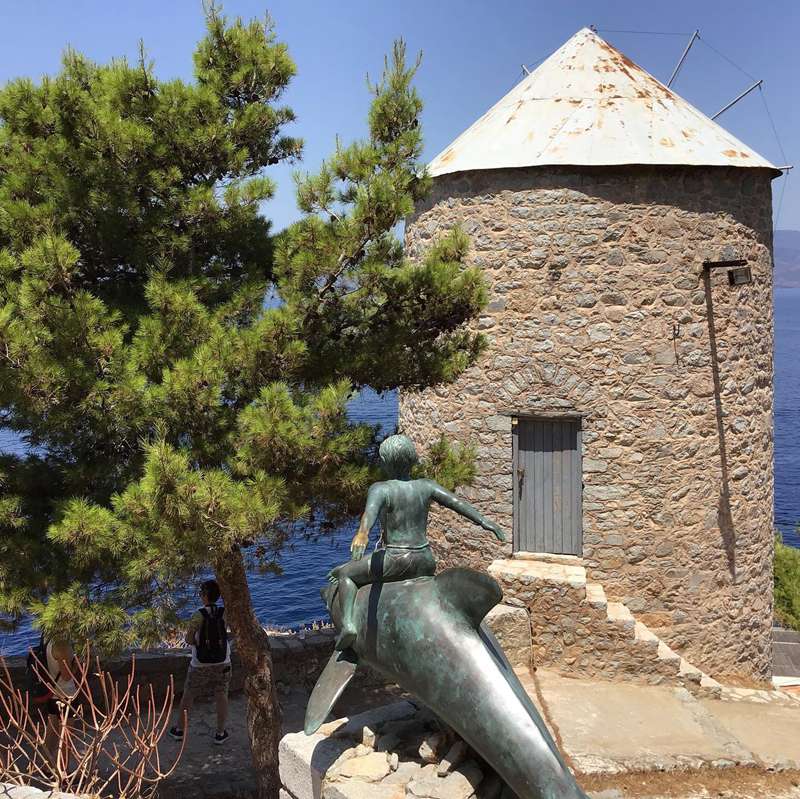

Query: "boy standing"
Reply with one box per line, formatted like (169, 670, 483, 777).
(169, 579, 231, 745)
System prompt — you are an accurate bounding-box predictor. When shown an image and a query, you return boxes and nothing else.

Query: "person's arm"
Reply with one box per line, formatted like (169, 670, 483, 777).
(429, 481, 506, 541)
(185, 611, 203, 647)
(50, 639, 75, 683)
(350, 483, 385, 560)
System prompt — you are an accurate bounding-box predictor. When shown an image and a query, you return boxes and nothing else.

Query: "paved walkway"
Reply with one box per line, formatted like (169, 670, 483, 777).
(523, 669, 800, 775)
(156, 670, 800, 799)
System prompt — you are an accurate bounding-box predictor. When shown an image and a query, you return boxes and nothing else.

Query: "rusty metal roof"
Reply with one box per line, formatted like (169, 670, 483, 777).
(429, 27, 778, 177)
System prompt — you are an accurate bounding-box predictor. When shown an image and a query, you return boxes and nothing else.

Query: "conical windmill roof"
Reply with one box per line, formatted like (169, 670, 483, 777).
(429, 27, 778, 177)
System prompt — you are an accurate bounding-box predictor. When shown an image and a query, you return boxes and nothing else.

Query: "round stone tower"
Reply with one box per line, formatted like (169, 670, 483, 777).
(400, 28, 780, 682)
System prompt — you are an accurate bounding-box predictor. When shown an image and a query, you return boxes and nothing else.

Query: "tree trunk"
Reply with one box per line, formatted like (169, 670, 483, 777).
(215, 547, 282, 799)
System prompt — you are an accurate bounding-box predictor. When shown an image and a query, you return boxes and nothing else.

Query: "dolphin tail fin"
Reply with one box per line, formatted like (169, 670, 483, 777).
(304, 648, 358, 735)
(434, 567, 503, 628)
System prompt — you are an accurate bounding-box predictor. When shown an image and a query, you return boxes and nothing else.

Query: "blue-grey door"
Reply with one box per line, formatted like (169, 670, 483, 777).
(513, 417, 582, 555)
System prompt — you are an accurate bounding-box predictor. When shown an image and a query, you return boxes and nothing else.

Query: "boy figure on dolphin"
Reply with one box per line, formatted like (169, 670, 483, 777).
(329, 434, 506, 651)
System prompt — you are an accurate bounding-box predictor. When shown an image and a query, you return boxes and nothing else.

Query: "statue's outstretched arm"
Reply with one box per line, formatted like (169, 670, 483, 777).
(350, 483, 384, 560)
(430, 482, 506, 541)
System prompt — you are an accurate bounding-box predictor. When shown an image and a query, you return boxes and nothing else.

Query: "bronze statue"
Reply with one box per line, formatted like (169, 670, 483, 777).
(328, 434, 505, 650)
(307, 435, 590, 799)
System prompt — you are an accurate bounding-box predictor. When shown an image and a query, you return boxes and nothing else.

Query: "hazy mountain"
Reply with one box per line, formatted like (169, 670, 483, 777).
(776, 230, 800, 288)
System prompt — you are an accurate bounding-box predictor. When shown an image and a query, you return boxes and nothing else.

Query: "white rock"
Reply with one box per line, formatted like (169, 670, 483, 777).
(337, 751, 392, 782)
(323, 782, 405, 799)
(319, 717, 348, 736)
(381, 762, 435, 785)
(408, 762, 484, 799)
(361, 724, 378, 748)
(327, 746, 359, 776)
(418, 731, 445, 763)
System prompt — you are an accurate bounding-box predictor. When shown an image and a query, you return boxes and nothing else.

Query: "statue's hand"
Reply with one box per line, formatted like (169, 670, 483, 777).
(350, 533, 368, 561)
(485, 521, 506, 542)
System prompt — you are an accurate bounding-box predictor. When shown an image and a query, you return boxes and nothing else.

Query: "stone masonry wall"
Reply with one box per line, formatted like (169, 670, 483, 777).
(400, 165, 775, 682)
(1, 629, 375, 705)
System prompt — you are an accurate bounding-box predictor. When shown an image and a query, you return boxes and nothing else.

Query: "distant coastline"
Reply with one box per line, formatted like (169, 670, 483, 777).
(775, 229, 800, 288)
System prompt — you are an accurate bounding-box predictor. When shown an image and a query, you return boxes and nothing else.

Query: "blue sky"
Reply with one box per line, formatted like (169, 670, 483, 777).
(1, 0, 797, 231)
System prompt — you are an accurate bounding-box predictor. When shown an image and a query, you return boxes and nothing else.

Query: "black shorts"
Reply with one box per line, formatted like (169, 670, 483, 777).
(369, 545, 437, 582)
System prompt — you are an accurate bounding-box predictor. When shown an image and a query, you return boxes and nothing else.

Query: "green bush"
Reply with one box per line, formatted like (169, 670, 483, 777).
(774, 533, 800, 631)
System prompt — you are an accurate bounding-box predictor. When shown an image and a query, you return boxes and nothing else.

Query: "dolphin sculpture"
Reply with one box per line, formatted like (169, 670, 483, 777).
(305, 567, 590, 799)
(304, 435, 589, 799)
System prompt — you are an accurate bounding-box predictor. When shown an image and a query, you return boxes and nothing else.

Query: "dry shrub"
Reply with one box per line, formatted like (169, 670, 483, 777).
(0, 649, 184, 797)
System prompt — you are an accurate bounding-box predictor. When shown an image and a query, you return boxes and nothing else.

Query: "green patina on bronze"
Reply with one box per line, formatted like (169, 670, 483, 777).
(327, 433, 505, 651)
(305, 435, 590, 799)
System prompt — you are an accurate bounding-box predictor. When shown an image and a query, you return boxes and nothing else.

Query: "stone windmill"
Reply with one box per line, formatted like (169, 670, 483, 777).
(401, 28, 781, 683)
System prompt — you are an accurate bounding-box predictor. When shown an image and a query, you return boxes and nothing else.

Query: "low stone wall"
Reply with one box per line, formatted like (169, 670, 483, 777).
(2, 610, 533, 707)
(1, 628, 354, 703)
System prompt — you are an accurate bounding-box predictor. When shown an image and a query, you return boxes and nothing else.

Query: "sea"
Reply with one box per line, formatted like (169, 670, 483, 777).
(2, 289, 799, 655)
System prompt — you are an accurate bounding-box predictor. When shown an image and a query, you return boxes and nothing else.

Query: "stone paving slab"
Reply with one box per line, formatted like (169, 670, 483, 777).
(534, 670, 754, 774)
(699, 697, 800, 770)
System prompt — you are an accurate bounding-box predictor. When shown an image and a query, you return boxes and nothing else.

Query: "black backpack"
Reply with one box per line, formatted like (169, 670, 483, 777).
(196, 605, 228, 664)
(26, 633, 57, 703)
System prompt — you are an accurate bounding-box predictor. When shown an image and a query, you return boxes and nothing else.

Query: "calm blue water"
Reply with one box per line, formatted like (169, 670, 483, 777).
(774, 289, 800, 547)
(3, 290, 800, 654)
(0, 388, 398, 655)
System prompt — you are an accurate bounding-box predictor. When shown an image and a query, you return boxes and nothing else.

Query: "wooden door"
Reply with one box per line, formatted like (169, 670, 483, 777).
(513, 417, 582, 555)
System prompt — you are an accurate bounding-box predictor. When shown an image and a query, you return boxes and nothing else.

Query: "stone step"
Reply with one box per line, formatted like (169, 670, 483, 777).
(657, 640, 682, 665)
(605, 601, 634, 630)
(513, 551, 585, 567)
(701, 674, 723, 691)
(489, 558, 587, 588)
(634, 620, 659, 644)
(585, 582, 607, 609)
(491, 556, 717, 693)
(679, 657, 703, 683)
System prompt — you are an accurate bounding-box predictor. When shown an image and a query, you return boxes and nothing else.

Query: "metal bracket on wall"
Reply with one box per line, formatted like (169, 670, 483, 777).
(703, 259, 748, 270)
(703, 259, 752, 286)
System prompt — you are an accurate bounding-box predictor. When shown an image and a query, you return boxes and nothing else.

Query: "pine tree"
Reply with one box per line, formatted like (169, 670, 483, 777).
(0, 9, 486, 797)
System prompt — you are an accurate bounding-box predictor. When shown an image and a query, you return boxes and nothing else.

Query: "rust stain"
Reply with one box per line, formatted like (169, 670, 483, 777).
(681, 129, 694, 140)
(440, 148, 455, 163)
(722, 149, 738, 157)
(596, 34, 672, 99)
(660, 137, 675, 148)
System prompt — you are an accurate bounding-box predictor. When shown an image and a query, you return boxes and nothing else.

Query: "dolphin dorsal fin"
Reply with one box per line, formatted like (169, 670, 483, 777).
(434, 567, 503, 628)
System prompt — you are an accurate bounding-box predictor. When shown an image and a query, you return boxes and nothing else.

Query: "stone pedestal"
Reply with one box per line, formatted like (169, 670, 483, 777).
(279, 701, 507, 799)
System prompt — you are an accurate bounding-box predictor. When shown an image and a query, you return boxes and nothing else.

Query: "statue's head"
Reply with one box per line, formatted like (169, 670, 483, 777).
(379, 434, 418, 479)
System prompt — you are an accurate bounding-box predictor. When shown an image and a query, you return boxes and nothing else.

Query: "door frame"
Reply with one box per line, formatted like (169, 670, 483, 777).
(511, 413, 584, 555)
